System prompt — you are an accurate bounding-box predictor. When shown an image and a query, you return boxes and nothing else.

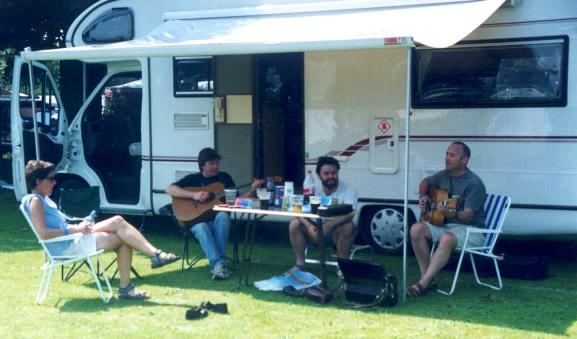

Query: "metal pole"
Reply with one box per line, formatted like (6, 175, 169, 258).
(24, 47, 40, 160)
(402, 43, 413, 303)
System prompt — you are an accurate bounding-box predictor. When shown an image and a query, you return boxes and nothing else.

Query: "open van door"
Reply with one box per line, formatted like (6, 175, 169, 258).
(11, 56, 67, 199)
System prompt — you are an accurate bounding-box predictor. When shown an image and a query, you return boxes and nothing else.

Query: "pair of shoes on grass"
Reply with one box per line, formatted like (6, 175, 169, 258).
(185, 301, 228, 320)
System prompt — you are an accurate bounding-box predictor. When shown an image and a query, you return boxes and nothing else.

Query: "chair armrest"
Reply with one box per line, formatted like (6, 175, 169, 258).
(41, 233, 83, 244)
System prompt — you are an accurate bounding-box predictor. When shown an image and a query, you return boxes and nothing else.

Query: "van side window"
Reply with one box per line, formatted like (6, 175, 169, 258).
(412, 37, 568, 108)
(82, 8, 134, 44)
(173, 57, 214, 97)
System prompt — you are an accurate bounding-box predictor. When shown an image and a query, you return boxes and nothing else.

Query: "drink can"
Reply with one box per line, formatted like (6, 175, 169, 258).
(274, 185, 284, 208)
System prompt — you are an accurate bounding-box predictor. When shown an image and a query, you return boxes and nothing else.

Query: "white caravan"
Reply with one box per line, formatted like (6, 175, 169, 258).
(11, 0, 577, 253)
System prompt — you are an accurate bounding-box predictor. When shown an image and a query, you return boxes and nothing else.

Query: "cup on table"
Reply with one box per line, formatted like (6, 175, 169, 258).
(309, 195, 321, 214)
(256, 188, 267, 198)
(257, 191, 271, 210)
(291, 194, 304, 213)
(224, 189, 237, 206)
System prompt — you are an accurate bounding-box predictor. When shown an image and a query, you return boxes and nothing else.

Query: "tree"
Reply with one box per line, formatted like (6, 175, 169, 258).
(0, 0, 98, 88)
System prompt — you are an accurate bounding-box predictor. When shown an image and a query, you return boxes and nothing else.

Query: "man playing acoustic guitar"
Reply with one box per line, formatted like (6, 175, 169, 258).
(166, 148, 262, 280)
(408, 141, 486, 297)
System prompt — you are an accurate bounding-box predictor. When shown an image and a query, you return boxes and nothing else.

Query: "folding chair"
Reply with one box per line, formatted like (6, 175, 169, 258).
(58, 186, 141, 281)
(20, 204, 113, 304)
(158, 204, 206, 271)
(305, 229, 373, 267)
(434, 193, 511, 295)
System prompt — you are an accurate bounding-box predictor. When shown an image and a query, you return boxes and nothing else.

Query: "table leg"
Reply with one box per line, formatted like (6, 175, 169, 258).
(244, 216, 259, 287)
(316, 218, 328, 288)
(237, 213, 251, 290)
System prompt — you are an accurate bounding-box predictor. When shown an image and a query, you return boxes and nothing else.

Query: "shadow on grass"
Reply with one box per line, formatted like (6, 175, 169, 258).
(134, 248, 577, 336)
(58, 297, 197, 313)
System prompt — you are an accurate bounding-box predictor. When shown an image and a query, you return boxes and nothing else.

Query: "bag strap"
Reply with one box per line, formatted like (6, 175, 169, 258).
(332, 281, 387, 309)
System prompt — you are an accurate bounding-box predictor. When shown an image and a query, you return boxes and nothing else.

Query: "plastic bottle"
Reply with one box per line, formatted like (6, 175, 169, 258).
(303, 170, 315, 197)
(84, 210, 97, 224)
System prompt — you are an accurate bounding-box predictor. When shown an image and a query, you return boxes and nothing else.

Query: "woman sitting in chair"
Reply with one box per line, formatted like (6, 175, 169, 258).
(22, 160, 179, 300)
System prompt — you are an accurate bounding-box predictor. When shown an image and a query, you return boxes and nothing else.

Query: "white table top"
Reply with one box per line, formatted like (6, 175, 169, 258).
(213, 204, 322, 219)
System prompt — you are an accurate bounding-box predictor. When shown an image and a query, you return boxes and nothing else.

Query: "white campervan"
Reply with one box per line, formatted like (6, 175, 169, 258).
(11, 0, 577, 253)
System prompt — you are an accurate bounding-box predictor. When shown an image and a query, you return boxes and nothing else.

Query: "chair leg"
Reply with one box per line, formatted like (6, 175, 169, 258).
(470, 254, 503, 290)
(438, 249, 467, 295)
(182, 232, 206, 271)
(61, 260, 90, 282)
(87, 256, 112, 303)
(37, 266, 53, 304)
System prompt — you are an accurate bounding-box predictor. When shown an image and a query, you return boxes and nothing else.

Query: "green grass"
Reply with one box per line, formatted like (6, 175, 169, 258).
(0, 189, 576, 338)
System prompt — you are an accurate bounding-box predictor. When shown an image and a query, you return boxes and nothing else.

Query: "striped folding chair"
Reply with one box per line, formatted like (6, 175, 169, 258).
(437, 193, 511, 295)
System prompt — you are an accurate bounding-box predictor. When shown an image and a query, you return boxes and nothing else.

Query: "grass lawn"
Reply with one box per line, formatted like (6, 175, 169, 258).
(0, 189, 576, 338)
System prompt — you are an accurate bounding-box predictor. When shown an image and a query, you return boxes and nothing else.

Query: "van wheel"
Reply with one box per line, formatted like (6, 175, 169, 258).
(359, 206, 414, 255)
(50, 178, 88, 204)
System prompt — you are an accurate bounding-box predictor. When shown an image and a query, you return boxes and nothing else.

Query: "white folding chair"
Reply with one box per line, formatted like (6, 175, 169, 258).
(434, 193, 511, 295)
(20, 204, 113, 304)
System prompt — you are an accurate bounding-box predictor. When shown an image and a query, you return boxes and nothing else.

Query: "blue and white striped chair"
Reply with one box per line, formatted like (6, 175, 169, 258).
(437, 193, 511, 295)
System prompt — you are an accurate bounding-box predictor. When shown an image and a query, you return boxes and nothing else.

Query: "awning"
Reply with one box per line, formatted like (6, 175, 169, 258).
(22, 0, 505, 61)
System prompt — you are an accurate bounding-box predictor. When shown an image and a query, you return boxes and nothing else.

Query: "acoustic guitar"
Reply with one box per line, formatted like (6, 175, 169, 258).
(420, 188, 458, 226)
(172, 182, 251, 227)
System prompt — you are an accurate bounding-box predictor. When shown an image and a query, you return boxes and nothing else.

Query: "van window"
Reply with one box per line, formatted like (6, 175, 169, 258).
(82, 72, 142, 204)
(82, 8, 134, 43)
(412, 37, 568, 108)
(18, 64, 61, 136)
(173, 57, 214, 97)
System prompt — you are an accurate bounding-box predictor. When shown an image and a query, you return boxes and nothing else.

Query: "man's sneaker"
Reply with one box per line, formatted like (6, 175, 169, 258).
(211, 262, 230, 280)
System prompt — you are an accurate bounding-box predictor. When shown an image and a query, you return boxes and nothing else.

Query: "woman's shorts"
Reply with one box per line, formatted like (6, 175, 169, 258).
(57, 234, 97, 257)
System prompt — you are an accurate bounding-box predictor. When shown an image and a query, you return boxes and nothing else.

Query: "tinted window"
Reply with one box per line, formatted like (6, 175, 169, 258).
(82, 8, 134, 43)
(173, 57, 214, 97)
(412, 37, 567, 108)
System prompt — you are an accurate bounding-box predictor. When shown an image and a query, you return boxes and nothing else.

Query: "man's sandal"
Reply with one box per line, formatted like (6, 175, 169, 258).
(118, 282, 151, 300)
(150, 249, 180, 269)
(406, 282, 438, 298)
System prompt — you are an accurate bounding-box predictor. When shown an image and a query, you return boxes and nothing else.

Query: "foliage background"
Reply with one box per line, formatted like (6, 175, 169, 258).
(0, 0, 99, 90)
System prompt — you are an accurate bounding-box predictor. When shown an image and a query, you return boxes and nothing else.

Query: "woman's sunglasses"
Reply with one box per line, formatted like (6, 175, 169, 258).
(44, 175, 56, 182)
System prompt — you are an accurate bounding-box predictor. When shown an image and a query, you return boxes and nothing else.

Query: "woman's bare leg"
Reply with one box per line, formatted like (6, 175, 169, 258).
(93, 216, 157, 256)
(117, 243, 133, 288)
(94, 232, 145, 296)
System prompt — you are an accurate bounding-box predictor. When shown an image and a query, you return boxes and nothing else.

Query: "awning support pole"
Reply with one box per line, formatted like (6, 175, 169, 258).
(402, 43, 413, 303)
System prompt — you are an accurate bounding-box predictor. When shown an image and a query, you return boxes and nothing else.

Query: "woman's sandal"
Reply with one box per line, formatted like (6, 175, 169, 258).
(150, 249, 180, 269)
(118, 282, 151, 300)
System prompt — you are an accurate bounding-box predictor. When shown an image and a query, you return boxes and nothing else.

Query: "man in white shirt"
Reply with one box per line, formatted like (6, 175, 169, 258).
(287, 156, 358, 273)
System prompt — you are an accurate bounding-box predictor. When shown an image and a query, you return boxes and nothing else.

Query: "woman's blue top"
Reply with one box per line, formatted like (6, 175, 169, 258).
(22, 194, 70, 254)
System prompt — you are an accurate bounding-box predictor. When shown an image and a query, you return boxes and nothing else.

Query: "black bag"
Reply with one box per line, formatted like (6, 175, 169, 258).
(317, 204, 353, 217)
(334, 258, 398, 308)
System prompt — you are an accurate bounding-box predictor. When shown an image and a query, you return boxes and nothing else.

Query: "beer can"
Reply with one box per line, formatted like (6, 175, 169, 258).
(274, 185, 285, 208)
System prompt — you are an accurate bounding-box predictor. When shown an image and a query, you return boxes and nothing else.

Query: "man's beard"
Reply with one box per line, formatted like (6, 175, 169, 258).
(322, 178, 338, 189)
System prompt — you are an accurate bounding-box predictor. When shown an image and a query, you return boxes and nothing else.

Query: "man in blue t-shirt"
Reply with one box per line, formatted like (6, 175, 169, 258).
(408, 141, 486, 297)
(166, 147, 261, 280)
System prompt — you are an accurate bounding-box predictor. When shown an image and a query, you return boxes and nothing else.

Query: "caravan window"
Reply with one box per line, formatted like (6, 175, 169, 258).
(82, 8, 134, 43)
(173, 57, 214, 97)
(412, 37, 568, 108)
